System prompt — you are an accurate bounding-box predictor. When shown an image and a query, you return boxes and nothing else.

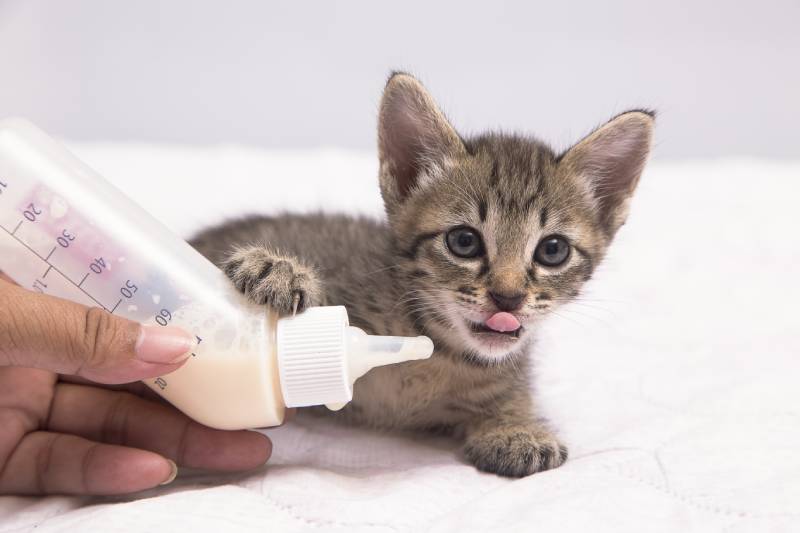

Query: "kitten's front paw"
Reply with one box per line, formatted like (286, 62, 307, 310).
(464, 425, 568, 478)
(222, 246, 322, 314)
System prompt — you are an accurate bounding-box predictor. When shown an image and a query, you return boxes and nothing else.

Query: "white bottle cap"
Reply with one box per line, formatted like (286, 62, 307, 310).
(275, 306, 434, 410)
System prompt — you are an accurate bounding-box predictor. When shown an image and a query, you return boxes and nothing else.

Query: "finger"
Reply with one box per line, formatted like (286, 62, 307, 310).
(48, 383, 272, 471)
(58, 374, 166, 402)
(0, 279, 195, 383)
(0, 431, 175, 495)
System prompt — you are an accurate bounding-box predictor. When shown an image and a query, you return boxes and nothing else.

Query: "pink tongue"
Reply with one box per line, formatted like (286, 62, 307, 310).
(485, 312, 521, 333)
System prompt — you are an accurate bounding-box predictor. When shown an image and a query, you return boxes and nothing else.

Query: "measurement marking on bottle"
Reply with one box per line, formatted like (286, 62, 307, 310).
(43, 265, 53, 278)
(191, 335, 203, 357)
(45, 246, 56, 261)
(111, 299, 122, 314)
(0, 222, 111, 312)
(78, 273, 89, 287)
(32, 278, 47, 293)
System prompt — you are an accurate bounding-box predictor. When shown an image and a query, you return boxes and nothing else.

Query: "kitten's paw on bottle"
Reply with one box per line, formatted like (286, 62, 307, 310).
(464, 424, 568, 477)
(222, 246, 322, 314)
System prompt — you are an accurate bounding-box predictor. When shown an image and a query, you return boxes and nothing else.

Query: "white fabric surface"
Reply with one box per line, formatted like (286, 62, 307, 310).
(0, 143, 798, 532)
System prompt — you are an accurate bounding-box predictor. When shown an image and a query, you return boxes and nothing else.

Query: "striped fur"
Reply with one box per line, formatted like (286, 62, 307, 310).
(190, 73, 654, 477)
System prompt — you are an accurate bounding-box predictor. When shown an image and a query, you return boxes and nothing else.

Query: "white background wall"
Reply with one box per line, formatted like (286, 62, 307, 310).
(0, 0, 797, 158)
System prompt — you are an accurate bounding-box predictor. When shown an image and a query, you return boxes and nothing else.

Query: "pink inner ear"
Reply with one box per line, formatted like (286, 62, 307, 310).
(381, 106, 425, 198)
(587, 131, 649, 200)
(567, 113, 653, 227)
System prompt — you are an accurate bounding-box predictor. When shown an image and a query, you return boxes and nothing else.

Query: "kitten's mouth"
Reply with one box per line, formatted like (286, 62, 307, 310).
(466, 320, 523, 340)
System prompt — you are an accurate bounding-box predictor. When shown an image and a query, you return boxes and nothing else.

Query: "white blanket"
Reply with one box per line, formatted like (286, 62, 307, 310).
(1, 144, 798, 532)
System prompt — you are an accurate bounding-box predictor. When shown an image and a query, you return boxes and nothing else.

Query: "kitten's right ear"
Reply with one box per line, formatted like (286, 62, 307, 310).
(378, 72, 465, 212)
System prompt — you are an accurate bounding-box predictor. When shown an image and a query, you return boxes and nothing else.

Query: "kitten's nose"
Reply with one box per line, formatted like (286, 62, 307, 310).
(489, 291, 526, 312)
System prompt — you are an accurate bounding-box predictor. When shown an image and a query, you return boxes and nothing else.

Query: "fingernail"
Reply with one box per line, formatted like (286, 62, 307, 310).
(135, 325, 195, 364)
(160, 459, 178, 485)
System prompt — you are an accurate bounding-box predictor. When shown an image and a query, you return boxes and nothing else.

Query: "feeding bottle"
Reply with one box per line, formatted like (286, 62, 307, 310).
(0, 118, 434, 430)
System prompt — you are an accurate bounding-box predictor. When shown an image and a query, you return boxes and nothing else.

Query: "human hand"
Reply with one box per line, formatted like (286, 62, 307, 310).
(0, 274, 272, 495)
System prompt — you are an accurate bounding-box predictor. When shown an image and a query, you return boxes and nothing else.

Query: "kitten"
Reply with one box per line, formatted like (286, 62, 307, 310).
(190, 73, 654, 477)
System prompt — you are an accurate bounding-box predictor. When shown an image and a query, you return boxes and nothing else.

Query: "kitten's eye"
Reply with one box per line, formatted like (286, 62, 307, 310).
(445, 226, 484, 258)
(534, 235, 571, 267)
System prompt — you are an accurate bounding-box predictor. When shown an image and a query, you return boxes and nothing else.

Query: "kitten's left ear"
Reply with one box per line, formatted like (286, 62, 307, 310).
(559, 110, 655, 235)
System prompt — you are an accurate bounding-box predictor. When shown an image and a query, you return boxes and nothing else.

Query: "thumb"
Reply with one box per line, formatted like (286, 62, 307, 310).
(0, 279, 194, 384)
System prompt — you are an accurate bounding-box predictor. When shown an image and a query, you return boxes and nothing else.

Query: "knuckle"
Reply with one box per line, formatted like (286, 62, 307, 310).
(0, 287, 34, 364)
(100, 392, 135, 445)
(35, 433, 60, 494)
(80, 442, 101, 493)
(78, 307, 119, 369)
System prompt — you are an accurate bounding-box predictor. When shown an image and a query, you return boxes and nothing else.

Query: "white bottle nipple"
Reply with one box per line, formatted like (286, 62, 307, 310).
(324, 327, 435, 411)
(275, 306, 434, 411)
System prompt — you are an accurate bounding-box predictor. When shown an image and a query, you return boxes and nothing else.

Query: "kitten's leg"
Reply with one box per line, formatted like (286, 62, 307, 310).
(462, 392, 568, 478)
(221, 246, 324, 314)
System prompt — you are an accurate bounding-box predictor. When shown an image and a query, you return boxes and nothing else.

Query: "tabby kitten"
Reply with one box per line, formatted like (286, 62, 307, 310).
(190, 73, 654, 477)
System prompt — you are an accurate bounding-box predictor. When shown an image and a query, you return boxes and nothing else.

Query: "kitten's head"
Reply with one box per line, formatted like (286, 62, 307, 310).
(378, 72, 653, 363)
